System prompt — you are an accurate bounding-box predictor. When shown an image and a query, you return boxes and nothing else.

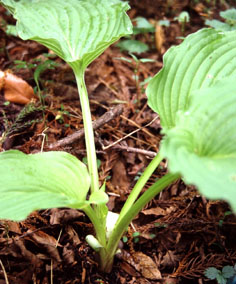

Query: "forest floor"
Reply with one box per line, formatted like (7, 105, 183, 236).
(0, 1, 236, 283)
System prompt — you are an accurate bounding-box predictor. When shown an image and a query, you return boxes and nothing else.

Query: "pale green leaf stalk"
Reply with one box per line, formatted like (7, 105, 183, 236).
(0, 0, 133, 272)
(1, 0, 236, 275)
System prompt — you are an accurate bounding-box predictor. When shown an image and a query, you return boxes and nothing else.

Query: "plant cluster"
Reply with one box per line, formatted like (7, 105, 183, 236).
(116, 16, 155, 54)
(204, 265, 236, 284)
(0, 0, 235, 274)
(205, 8, 236, 31)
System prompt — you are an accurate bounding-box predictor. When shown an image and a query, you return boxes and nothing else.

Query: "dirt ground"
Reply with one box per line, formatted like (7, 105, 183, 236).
(0, 1, 236, 283)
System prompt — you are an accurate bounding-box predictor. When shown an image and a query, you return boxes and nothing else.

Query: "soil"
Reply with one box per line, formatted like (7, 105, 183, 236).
(0, 1, 236, 283)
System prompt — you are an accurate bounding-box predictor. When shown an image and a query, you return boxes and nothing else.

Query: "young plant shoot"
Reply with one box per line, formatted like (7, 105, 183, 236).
(0, 0, 236, 273)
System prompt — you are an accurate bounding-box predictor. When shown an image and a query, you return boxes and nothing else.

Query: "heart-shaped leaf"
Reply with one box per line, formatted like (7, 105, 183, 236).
(160, 77, 236, 211)
(0, 150, 91, 220)
(147, 28, 236, 129)
(1, 0, 132, 71)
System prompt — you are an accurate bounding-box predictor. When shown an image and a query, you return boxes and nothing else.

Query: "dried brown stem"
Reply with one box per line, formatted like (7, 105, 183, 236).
(48, 104, 123, 149)
(112, 144, 156, 158)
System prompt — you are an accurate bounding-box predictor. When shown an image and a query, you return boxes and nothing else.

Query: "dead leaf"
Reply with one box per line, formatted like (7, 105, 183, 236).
(14, 238, 43, 268)
(27, 230, 62, 262)
(121, 250, 162, 280)
(111, 158, 130, 195)
(132, 251, 162, 280)
(161, 250, 180, 268)
(163, 277, 179, 284)
(2, 220, 21, 234)
(65, 225, 81, 246)
(120, 261, 138, 277)
(50, 208, 84, 225)
(142, 206, 176, 216)
(63, 243, 77, 265)
(155, 23, 165, 54)
(0, 70, 36, 104)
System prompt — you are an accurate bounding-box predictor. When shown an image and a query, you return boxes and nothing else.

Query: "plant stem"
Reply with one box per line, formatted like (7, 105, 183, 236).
(72, 66, 107, 257)
(101, 172, 180, 273)
(82, 205, 105, 242)
(118, 153, 163, 221)
(72, 67, 100, 193)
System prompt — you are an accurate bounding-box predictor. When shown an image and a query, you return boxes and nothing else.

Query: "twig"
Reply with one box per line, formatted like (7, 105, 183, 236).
(112, 144, 157, 158)
(102, 115, 159, 150)
(48, 104, 123, 149)
(0, 259, 9, 284)
(51, 228, 63, 284)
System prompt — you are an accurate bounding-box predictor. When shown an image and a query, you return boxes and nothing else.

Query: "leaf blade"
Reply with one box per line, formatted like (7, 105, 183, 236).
(147, 28, 236, 129)
(2, 0, 132, 70)
(0, 150, 91, 220)
(160, 78, 236, 211)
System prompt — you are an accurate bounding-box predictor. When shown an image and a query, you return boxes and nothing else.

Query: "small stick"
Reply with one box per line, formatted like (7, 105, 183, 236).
(112, 144, 157, 158)
(0, 259, 9, 284)
(48, 104, 123, 149)
(102, 116, 159, 150)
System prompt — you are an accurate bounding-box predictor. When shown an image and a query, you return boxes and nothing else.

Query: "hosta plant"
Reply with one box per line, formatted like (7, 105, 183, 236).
(0, 0, 236, 274)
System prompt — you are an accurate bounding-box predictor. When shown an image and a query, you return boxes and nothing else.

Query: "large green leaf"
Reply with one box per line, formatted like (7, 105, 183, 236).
(147, 28, 236, 129)
(0, 150, 91, 220)
(160, 78, 236, 211)
(0, 0, 132, 71)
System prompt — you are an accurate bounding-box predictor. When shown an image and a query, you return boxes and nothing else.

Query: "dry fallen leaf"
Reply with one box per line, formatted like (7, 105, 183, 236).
(132, 251, 162, 280)
(27, 230, 62, 262)
(121, 250, 162, 280)
(155, 23, 165, 54)
(0, 70, 36, 104)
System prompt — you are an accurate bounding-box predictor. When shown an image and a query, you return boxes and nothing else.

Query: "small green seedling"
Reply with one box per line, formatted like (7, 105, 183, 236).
(0, 0, 236, 275)
(116, 39, 149, 54)
(204, 265, 236, 284)
(13, 56, 59, 104)
(205, 8, 236, 31)
(219, 211, 232, 227)
(133, 16, 155, 35)
(116, 16, 155, 54)
(158, 20, 170, 27)
(174, 11, 190, 35)
(132, 231, 140, 243)
(115, 53, 155, 106)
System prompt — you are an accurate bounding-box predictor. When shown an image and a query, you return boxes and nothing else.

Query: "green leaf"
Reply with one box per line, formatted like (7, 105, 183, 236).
(216, 274, 227, 284)
(116, 39, 149, 54)
(205, 19, 233, 31)
(89, 190, 109, 205)
(133, 16, 155, 34)
(0, 150, 90, 221)
(6, 24, 17, 36)
(175, 11, 190, 23)
(204, 267, 220, 280)
(158, 20, 170, 27)
(147, 28, 236, 130)
(222, 266, 235, 279)
(0, 0, 15, 13)
(1, 0, 132, 71)
(160, 77, 236, 211)
(220, 8, 236, 24)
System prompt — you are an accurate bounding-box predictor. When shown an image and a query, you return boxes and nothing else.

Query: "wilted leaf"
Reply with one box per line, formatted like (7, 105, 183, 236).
(0, 70, 35, 104)
(132, 251, 162, 280)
